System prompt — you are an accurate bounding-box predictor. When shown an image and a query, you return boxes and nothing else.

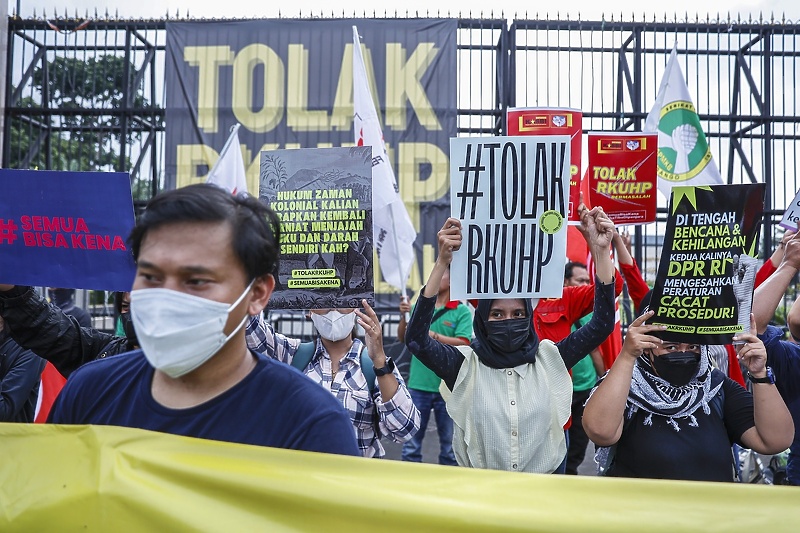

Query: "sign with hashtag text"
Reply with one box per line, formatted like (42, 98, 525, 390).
(449, 136, 571, 300)
(0, 169, 136, 291)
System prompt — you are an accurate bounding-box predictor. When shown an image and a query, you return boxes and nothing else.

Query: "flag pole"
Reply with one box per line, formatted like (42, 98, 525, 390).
(388, 200, 412, 319)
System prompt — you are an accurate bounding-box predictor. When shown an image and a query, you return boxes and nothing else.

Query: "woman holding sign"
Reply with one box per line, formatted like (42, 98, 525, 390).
(245, 301, 420, 459)
(404, 206, 617, 474)
(582, 312, 793, 482)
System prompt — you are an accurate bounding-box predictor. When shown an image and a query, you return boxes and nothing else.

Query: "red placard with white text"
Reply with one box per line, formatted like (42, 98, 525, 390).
(507, 108, 582, 222)
(587, 132, 658, 225)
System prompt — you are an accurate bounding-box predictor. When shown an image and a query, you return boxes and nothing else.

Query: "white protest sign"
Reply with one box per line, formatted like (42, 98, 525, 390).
(780, 186, 800, 231)
(449, 136, 571, 300)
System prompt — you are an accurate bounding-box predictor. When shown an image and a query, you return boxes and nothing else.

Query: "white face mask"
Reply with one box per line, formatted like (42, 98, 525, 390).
(310, 310, 357, 342)
(130, 281, 254, 378)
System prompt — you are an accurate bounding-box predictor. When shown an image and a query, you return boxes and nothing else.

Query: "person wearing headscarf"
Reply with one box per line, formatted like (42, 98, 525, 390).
(583, 311, 793, 482)
(404, 206, 617, 473)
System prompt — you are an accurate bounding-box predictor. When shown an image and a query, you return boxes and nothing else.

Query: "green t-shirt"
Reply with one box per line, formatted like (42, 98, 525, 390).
(571, 313, 598, 392)
(408, 302, 473, 393)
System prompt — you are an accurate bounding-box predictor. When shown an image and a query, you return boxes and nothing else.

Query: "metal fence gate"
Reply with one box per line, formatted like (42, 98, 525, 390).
(5, 14, 800, 319)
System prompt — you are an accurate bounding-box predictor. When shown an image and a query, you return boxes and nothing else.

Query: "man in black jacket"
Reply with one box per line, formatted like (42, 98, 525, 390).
(0, 315, 46, 422)
(0, 286, 135, 378)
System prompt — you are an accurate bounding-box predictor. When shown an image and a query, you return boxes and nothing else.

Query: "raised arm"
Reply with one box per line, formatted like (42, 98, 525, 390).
(245, 312, 300, 363)
(396, 297, 411, 343)
(734, 315, 795, 454)
(752, 232, 800, 334)
(613, 230, 651, 310)
(556, 205, 616, 368)
(557, 277, 615, 369)
(0, 285, 126, 377)
(404, 218, 466, 390)
(754, 230, 795, 288)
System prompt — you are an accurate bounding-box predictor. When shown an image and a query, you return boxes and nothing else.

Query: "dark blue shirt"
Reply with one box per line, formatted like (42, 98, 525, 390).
(759, 325, 800, 485)
(48, 349, 360, 456)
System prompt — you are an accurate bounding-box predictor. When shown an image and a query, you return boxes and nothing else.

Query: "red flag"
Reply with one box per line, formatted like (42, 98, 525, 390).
(34, 362, 67, 423)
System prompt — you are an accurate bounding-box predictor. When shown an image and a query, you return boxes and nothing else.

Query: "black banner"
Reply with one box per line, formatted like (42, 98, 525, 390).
(650, 184, 765, 344)
(165, 19, 457, 308)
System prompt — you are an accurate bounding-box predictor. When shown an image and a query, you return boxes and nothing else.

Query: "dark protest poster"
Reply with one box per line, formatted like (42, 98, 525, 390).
(649, 184, 765, 344)
(260, 146, 373, 309)
(449, 136, 571, 300)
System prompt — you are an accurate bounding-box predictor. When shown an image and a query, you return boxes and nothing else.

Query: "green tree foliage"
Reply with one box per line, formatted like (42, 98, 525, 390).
(8, 54, 149, 174)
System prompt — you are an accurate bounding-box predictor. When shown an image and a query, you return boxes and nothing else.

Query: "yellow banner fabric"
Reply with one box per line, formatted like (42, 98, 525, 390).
(1, 423, 797, 531)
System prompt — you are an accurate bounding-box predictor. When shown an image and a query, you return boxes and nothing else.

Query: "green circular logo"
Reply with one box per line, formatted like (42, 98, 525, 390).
(539, 210, 563, 234)
(656, 101, 713, 183)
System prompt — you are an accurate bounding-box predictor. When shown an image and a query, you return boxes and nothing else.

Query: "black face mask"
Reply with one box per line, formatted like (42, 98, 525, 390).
(652, 351, 700, 386)
(485, 318, 531, 353)
(119, 312, 138, 346)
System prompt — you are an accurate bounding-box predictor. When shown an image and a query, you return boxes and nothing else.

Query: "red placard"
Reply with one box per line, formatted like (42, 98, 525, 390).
(587, 132, 658, 225)
(507, 108, 582, 221)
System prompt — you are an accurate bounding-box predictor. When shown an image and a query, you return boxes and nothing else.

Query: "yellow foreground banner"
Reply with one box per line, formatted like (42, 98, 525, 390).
(1, 423, 797, 531)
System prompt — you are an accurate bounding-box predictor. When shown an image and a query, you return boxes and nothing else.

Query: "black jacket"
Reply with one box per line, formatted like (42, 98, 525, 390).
(0, 286, 134, 378)
(0, 331, 46, 422)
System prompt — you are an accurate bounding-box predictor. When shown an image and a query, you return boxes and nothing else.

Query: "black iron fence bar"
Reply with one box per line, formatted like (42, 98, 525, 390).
(511, 45, 800, 59)
(9, 46, 45, 106)
(6, 108, 164, 116)
(510, 20, 800, 33)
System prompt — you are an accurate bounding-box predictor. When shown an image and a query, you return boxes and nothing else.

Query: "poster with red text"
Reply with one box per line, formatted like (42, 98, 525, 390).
(0, 169, 136, 291)
(507, 108, 582, 222)
(587, 132, 658, 225)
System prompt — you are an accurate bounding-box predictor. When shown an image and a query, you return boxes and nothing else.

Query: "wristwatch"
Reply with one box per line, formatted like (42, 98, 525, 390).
(748, 366, 776, 385)
(373, 357, 396, 377)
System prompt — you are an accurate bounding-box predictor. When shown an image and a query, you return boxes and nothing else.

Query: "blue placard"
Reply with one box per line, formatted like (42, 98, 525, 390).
(0, 169, 136, 291)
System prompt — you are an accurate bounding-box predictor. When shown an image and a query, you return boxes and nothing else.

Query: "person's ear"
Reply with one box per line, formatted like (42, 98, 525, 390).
(247, 274, 275, 315)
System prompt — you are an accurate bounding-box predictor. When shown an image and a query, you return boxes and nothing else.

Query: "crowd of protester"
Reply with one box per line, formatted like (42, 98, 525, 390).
(1, 182, 798, 487)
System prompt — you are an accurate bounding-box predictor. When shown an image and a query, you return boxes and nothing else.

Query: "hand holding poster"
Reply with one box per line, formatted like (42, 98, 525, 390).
(0, 169, 136, 291)
(587, 132, 658, 225)
(449, 136, 570, 300)
(507, 108, 582, 222)
(260, 147, 374, 309)
(779, 186, 800, 231)
(649, 184, 765, 344)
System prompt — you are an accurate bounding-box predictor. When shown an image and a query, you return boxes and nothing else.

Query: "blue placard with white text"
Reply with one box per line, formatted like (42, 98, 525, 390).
(0, 169, 137, 291)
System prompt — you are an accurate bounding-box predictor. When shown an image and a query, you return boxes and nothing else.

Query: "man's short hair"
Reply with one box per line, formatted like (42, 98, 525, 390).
(129, 184, 281, 281)
(564, 261, 588, 281)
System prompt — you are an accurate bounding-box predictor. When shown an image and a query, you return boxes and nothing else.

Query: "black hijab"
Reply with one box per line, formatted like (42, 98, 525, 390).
(471, 298, 540, 369)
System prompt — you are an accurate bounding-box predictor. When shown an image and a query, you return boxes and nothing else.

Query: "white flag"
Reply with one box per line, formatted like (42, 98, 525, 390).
(644, 43, 723, 199)
(206, 123, 249, 195)
(353, 26, 417, 291)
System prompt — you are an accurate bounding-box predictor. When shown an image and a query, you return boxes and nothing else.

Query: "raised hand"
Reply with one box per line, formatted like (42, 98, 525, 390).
(733, 314, 768, 377)
(781, 231, 800, 270)
(581, 206, 615, 251)
(620, 310, 666, 360)
(437, 217, 462, 266)
(355, 299, 386, 364)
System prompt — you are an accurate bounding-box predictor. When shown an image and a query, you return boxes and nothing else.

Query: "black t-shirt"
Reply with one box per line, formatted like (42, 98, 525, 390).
(608, 373, 755, 482)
